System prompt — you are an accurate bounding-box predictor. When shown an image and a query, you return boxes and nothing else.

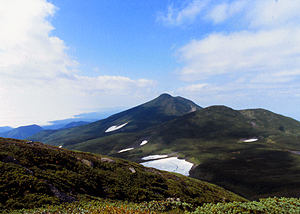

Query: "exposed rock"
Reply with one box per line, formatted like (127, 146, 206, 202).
(129, 167, 136, 173)
(1, 156, 21, 165)
(24, 166, 34, 175)
(81, 159, 93, 167)
(1, 155, 35, 174)
(26, 141, 34, 145)
(167, 197, 181, 202)
(144, 168, 162, 176)
(100, 157, 116, 164)
(48, 183, 76, 203)
(251, 121, 258, 128)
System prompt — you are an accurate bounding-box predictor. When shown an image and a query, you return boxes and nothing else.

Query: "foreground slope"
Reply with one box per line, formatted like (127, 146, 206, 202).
(28, 94, 201, 146)
(69, 106, 300, 200)
(0, 137, 245, 210)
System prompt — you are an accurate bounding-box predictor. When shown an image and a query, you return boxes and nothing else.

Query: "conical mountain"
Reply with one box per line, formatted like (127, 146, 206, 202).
(28, 93, 201, 146)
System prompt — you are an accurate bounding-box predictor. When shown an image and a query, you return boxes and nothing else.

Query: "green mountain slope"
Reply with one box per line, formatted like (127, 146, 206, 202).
(0, 137, 245, 210)
(28, 94, 201, 146)
(64, 106, 300, 200)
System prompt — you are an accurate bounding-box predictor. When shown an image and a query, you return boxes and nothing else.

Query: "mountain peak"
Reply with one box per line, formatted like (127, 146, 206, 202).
(157, 93, 173, 99)
(28, 94, 202, 145)
(146, 93, 202, 117)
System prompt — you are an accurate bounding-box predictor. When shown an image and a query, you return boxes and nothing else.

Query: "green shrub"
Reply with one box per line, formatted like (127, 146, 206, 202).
(187, 197, 300, 214)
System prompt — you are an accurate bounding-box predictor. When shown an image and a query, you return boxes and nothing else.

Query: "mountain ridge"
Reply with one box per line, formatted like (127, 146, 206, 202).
(53, 104, 300, 200)
(28, 93, 202, 146)
(0, 124, 44, 140)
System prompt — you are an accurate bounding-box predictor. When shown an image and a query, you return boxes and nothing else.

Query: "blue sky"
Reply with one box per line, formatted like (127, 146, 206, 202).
(1, 0, 300, 127)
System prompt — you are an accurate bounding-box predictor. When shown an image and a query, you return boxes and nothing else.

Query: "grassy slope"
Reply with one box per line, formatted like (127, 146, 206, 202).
(0, 137, 246, 210)
(66, 106, 300, 200)
(8, 197, 300, 214)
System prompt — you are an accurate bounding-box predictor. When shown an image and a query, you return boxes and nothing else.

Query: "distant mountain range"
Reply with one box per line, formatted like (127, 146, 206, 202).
(0, 121, 92, 140)
(0, 126, 13, 133)
(0, 108, 119, 140)
(0, 124, 44, 139)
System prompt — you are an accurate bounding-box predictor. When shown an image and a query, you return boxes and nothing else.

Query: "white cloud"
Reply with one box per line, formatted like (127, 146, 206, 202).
(178, 83, 208, 93)
(70, 75, 155, 95)
(176, 0, 300, 86)
(205, 0, 247, 24)
(247, 0, 300, 29)
(177, 28, 300, 81)
(0, 0, 156, 127)
(157, 0, 208, 26)
(0, 0, 76, 80)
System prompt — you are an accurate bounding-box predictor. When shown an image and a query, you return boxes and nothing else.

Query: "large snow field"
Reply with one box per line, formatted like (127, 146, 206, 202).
(105, 122, 128, 133)
(141, 157, 193, 176)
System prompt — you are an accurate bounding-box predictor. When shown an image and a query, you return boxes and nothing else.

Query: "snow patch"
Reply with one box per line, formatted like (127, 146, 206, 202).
(118, 148, 134, 153)
(105, 122, 128, 133)
(243, 138, 258, 142)
(141, 155, 168, 160)
(140, 140, 148, 146)
(141, 157, 193, 176)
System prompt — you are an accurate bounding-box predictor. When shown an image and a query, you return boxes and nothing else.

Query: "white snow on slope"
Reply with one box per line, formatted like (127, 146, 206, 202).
(118, 147, 134, 153)
(141, 157, 193, 176)
(105, 122, 128, 133)
(140, 140, 148, 146)
(243, 138, 258, 142)
(141, 155, 168, 160)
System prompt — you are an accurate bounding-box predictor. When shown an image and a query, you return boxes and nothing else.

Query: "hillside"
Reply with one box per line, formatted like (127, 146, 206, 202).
(0, 126, 13, 133)
(0, 137, 246, 210)
(28, 93, 201, 146)
(61, 121, 91, 129)
(0, 124, 44, 140)
(59, 105, 300, 200)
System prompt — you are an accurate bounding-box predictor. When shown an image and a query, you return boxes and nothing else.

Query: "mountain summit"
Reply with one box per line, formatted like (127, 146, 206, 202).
(142, 93, 200, 116)
(28, 94, 201, 146)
